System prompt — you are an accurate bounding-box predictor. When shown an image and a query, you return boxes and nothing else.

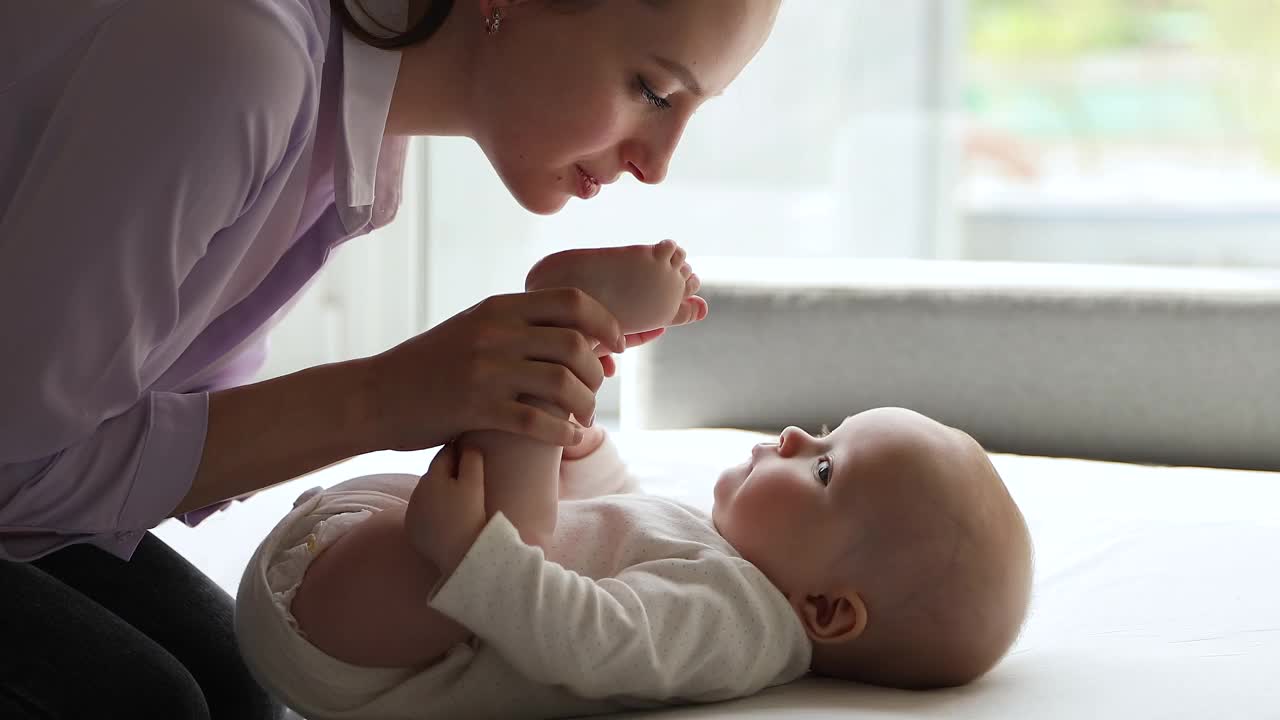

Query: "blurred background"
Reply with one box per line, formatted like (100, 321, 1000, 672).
(260, 0, 1280, 419)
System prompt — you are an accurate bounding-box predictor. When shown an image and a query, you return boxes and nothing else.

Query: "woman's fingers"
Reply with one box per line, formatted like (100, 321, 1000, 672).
(496, 400, 583, 447)
(522, 326, 606, 394)
(514, 287, 625, 353)
(510, 360, 598, 424)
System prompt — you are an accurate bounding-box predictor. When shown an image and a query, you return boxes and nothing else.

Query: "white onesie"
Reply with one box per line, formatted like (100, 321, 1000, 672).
(236, 467, 812, 719)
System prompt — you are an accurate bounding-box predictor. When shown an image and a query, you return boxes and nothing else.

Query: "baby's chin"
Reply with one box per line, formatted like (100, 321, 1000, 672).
(713, 461, 749, 506)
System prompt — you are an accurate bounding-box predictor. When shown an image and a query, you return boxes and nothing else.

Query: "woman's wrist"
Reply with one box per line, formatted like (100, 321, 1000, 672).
(173, 357, 384, 515)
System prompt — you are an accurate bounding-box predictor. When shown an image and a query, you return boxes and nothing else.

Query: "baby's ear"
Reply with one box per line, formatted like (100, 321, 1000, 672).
(791, 591, 868, 644)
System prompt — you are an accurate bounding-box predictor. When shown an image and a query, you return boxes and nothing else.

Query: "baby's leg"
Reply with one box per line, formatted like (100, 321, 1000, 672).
(505, 243, 699, 508)
(291, 506, 470, 669)
(457, 399, 566, 550)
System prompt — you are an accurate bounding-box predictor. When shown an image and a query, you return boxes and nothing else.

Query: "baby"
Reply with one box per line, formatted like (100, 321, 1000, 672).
(235, 241, 1034, 719)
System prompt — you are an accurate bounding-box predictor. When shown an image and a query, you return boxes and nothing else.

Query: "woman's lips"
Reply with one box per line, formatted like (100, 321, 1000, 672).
(575, 165, 600, 200)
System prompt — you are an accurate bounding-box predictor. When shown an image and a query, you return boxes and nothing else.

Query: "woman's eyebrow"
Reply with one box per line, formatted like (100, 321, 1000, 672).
(652, 54, 710, 97)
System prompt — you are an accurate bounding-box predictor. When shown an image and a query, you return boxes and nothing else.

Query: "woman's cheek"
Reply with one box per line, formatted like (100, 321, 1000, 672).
(557, 96, 631, 161)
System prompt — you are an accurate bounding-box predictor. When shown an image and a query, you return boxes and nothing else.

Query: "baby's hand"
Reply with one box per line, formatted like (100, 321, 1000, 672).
(405, 443, 488, 577)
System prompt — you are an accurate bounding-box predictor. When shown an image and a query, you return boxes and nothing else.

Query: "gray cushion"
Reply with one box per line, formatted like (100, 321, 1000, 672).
(623, 259, 1280, 470)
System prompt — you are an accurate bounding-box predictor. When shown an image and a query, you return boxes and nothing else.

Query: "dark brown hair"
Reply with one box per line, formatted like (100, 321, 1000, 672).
(332, 0, 455, 49)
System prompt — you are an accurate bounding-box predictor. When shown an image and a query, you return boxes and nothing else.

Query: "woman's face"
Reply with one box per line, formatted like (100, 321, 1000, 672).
(468, 0, 779, 214)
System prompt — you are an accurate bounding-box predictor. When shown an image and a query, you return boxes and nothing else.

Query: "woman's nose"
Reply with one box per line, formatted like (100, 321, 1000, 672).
(625, 160, 649, 183)
(624, 151, 670, 185)
(622, 123, 684, 185)
(632, 150, 671, 185)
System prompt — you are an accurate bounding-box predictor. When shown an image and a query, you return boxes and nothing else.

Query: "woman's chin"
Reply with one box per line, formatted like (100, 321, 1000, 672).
(512, 185, 570, 216)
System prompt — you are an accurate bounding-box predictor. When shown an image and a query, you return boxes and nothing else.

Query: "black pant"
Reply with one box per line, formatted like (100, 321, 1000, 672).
(0, 532, 283, 720)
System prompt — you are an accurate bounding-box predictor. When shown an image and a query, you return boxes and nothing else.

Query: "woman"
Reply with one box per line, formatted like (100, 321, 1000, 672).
(0, 0, 777, 717)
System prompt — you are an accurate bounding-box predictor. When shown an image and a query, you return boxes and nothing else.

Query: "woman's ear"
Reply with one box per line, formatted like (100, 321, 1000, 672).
(791, 591, 868, 644)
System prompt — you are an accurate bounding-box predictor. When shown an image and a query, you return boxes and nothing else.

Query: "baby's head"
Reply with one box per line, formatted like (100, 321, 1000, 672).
(711, 407, 1033, 689)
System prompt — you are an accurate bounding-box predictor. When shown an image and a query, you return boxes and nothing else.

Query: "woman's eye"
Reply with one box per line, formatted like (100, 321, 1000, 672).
(816, 457, 832, 486)
(637, 76, 672, 110)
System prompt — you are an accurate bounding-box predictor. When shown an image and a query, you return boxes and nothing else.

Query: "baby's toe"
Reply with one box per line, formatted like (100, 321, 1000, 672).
(652, 239, 678, 262)
(671, 296, 709, 326)
(670, 245, 687, 268)
(684, 272, 701, 296)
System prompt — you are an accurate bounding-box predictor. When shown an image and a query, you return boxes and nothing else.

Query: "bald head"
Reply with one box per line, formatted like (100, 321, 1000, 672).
(811, 412, 1034, 688)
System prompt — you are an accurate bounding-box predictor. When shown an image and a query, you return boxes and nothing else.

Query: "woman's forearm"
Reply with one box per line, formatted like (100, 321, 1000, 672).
(172, 358, 380, 516)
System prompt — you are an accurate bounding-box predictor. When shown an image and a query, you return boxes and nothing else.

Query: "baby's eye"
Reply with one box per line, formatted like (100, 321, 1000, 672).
(816, 457, 832, 486)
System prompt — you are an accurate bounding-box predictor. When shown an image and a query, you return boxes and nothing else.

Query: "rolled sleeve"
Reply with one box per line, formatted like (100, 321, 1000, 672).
(119, 392, 211, 534)
(0, 392, 209, 561)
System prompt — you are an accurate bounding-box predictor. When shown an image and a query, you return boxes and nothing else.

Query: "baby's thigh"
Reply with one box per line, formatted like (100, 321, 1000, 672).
(290, 506, 471, 668)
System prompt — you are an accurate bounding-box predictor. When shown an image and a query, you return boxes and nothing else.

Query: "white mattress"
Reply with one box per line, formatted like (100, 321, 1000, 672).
(155, 429, 1280, 719)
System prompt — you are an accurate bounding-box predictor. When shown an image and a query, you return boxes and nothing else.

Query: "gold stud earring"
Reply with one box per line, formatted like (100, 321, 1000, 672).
(484, 7, 503, 35)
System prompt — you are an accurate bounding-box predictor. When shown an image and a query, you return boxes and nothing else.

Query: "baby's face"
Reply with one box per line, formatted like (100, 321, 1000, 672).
(711, 407, 978, 595)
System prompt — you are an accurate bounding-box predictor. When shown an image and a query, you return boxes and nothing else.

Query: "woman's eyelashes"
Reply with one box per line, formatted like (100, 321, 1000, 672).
(636, 76, 672, 110)
(815, 457, 833, 486)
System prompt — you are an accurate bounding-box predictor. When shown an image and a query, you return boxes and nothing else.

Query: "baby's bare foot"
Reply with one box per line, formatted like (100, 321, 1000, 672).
(525, 240, 708, 334)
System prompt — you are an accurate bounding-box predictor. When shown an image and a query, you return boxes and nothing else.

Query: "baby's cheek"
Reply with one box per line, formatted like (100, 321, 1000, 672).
(739, 487, 782, 531)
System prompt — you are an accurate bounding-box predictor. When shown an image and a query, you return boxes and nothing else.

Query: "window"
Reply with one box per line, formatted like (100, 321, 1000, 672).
(430, 0, 1280, 277)
(961, 0, 1280, 266)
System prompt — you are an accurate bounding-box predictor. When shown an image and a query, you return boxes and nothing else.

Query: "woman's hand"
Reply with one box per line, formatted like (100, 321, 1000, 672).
(405, 443, 487, 577)
(363, 288, 626, 451)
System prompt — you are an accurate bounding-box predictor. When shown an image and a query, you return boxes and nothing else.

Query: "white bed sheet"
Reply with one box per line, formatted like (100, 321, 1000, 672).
(155, 429, 1280, 719)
